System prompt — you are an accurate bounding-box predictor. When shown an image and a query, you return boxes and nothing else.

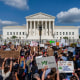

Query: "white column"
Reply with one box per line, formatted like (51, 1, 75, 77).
(34, 21, 36, 36)
(41, 21, 43, 30)
(26, 20, 28, 34)
(36, 21, 39, 36)
(45, 21, 47, 36)
(30, 21, 32, 35)
(53, 21, 54, 35)
(41, 21, 43, 35)
(49, 21, 51, 36)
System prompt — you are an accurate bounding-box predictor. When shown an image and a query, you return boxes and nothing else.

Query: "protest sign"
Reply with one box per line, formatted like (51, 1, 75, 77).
(36, 56, 56, 69)
(40, 44, 44, 47)
(65, 43, 69, 46)
(56, 42, 59, 46)
(61, 39, 65, 43)
(51, 43, 56, 46)
(59, 43, 63, 47)
(16, 42, 19, 46)
(0, 51, 20, 58)
(58, 61, 74, 73)
(60, 39, 66, 46)
(30, 41, 38, 46)
(45, 46, 48, 49)
(30, 44, 33, 46)
(77, 43, 80, 47)
(49, 41, 55, 44)
(67, 47, 75, 52)
(2, 42, 4, 45)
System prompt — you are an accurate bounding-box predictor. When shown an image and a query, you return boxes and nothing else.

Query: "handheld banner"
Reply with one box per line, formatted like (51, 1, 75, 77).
(36, 56, 56, 69)
(56, 42, 59, 46)
(58, 61, 74, 73)
(30, 41, 38, 46)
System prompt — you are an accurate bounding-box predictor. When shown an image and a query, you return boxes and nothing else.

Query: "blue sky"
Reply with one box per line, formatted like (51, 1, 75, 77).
(0, 0, 80, 34)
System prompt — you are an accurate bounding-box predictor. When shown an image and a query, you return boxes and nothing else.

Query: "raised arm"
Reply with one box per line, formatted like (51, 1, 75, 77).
(15, 72, 19, 80)
(23, 59, 25, 69)
(57, 70, 59, 80)
(10, 57, 12, 72)
(42, 66, 48, 80)
(31, 54, 34, 62)
(18, 56, 20, 64)
(42, 70, 46, 80)
(2, 58, 7, 69)
(74, 73, 79, 80)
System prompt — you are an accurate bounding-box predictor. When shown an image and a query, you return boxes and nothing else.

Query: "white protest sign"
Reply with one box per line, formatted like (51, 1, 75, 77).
(58, 61, 74, 73)
(59, 43, 63, 47)
(36, 56, 56, 69)
(61, 39, 65, 43)
(2, 42, 4, 45)
(16, 42, 19, 46)
(45, 46, 48, 49)
(40, 44, 44, 47)
(31, 41, 38, 46)
(65, 43, 68, 46)
(30, 44, 33, 46)
(77, 44, 80, 47)
(60, 39, 66, 47)
(67, 47, 75, 52)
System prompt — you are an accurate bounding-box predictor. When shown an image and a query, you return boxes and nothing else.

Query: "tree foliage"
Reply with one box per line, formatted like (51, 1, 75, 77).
(63, 37, 68, 39)
(11, 36, 17, 39)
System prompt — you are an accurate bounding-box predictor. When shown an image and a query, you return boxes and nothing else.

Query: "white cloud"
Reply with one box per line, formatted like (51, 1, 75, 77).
(0, 0, 29, 10)
(22, 24, 26, 26)
(57, 8, 80, 23)
(0, 19, 18, 25)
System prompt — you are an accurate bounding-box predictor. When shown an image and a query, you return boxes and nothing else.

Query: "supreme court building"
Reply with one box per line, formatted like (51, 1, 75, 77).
(3, 12, 79, 40)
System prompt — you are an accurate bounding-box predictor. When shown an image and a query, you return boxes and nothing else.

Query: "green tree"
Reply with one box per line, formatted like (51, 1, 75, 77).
(11, 36, 17, 39)
(63, 37, 68, 39)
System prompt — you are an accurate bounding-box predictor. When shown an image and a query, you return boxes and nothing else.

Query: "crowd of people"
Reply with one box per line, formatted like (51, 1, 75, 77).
(0, 43, 80, 80)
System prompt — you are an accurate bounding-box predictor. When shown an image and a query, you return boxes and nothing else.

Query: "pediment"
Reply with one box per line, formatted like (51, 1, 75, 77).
(26, 12, 55, 19)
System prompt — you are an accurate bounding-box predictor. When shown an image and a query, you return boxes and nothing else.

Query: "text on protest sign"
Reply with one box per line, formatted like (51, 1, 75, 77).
(58, 61, 74, 73)
(36, 56, 56, 69)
